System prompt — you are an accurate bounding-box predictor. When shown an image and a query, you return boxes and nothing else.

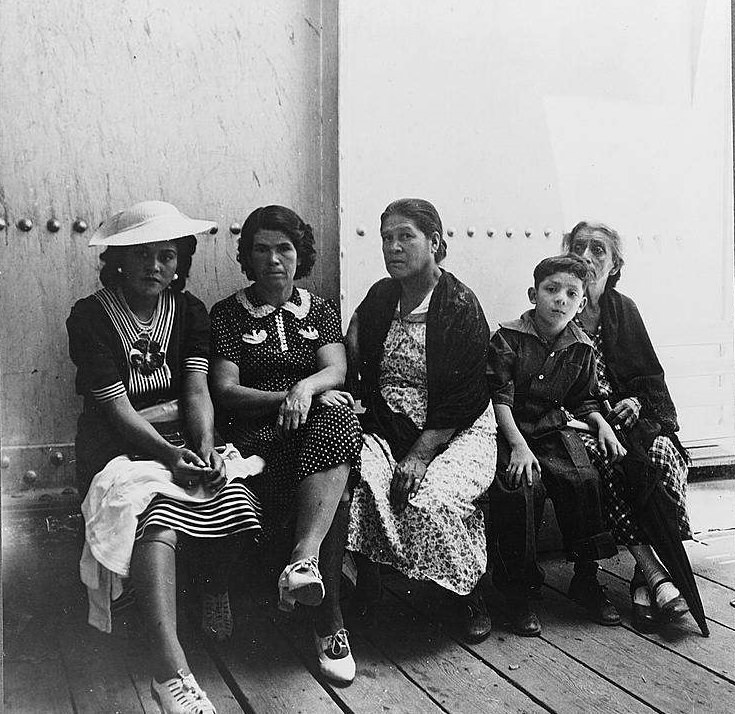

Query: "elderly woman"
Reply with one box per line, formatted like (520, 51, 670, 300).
(69, 201, 263, 714)
(209, 205, 362, 685)
(564, 220, 691, 632)
(345, 198, 497, 643)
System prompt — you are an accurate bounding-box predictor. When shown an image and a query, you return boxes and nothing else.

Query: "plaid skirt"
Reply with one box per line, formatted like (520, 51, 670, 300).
(577, 432, 692, 545)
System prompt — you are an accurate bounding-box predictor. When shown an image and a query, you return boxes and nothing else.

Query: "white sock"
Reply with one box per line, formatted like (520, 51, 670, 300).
(654, 580, 681, 609)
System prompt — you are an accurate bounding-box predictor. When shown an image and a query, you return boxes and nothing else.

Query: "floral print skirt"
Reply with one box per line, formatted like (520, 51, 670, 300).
(347, 404, 497, 595)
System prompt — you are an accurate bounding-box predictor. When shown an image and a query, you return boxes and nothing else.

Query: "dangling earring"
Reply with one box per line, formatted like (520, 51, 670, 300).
(173, 273, 179, 280)
(116, 267, 123, 275)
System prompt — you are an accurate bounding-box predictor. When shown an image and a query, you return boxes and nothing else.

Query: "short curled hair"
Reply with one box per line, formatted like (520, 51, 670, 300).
(380, 198, 447, 263)
(533, 254, 591, 289)
(562, 220, 625, 289)
(98, 235, 198, 291)
(237, 205, 316, 280)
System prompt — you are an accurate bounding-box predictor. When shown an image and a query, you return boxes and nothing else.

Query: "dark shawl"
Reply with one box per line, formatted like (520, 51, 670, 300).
(599, 287, 687, 468)
(355, 270, 490, 460)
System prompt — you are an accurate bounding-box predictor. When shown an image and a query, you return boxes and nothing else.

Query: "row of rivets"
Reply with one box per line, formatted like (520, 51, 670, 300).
(357, 226, 556, 239)
(0, 217, 242, 236)
(0, 451, 65, 470)
(0, 217, 90, 233)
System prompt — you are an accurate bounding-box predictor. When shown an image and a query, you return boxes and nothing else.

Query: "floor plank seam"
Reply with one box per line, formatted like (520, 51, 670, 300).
(597, 566, 735, 633)
(183, 606, 255, 714)
(540, 582, 735, 686)
(382, 586, 557, 714)
(259, 602, 356, 714)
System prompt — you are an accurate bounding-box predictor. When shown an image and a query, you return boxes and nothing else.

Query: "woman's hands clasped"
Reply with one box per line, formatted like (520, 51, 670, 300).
(167, 447, 227, 494)
(390, 456, 429, 512)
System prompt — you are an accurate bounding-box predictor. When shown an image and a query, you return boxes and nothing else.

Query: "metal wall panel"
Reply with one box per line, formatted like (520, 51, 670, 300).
(339, 0, 734, 447)
(0, 1, 337, 474)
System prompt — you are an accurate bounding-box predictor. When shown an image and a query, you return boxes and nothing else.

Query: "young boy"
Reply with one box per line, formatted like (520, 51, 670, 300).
(487, 254, 625, 636)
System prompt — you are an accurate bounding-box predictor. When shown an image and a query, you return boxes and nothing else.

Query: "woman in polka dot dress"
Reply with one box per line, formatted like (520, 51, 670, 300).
(209, 205, 362, 685)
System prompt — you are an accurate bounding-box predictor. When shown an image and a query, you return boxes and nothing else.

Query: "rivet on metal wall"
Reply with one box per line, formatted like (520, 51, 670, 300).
(447, 227, 455, 237)
(209, 224, 219, 235)
(486, 228, 495, 237)
(23, 470, 38, 485)
(72, 219, 88, 233)
(467, 226, 475, 237)
(46, 218, 61, 233)
(543, 228, 552, 238)
(17, 217, 33, 232)
(0, 217, 7, 231)
(525, 229, 532, 238)
(50, 451, 65, 466)
(0, 454, 10, 469)
(356, 226, 366, 236)
(229, 223, 242, 235)
(505, 228, 513, 238)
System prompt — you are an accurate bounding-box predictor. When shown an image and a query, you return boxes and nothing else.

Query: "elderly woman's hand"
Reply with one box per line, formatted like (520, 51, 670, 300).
(315, 389, 355, 409)
(390, 456, 429, 512)
(277, 381, 314, 436)
(610, 397, 641, 429)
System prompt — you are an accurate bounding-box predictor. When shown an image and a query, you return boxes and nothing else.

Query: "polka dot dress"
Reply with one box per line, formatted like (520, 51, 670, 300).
(210, 286, 362, 525)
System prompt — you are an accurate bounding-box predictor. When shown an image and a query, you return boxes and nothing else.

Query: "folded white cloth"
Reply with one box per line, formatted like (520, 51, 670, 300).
(80, 445, 264, 632)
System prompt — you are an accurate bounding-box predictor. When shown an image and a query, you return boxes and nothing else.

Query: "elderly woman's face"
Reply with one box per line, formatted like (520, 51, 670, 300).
(380, 214, 438, 280)
(568, 229, 618, 288)
(120, 241, 178, 298)
(249, 229, 299, 286)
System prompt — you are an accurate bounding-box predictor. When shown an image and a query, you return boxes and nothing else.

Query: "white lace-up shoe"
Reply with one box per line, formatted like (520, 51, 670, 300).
(151, 669, 216, 714)
(277, 556, 324, 611)
(314, 627, 356, 684)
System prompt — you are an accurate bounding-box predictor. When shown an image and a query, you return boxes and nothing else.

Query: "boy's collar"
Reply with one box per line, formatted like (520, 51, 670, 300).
(500, 310, 592, 349)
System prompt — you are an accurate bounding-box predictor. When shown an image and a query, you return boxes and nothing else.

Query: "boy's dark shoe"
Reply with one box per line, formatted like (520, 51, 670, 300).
(507, 598, 542, 637)
(568, 572, 621, 626)
(458, 587, 493, 643)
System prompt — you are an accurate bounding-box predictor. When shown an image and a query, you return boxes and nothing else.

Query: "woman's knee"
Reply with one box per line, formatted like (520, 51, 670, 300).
(138, 526, 178, 551)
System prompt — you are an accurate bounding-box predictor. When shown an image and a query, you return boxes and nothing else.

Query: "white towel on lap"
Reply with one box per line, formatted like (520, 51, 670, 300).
(79, 445, 264, 632)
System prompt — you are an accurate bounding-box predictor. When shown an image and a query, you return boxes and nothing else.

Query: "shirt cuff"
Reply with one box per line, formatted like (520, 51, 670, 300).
(91, 381, 126, 403)
(184, 356, 209, 374)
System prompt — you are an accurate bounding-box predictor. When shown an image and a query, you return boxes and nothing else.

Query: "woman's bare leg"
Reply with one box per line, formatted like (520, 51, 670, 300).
(291, 463, 350, 563)
(314, 491, 351, 635)
(130, 527, 189, 682)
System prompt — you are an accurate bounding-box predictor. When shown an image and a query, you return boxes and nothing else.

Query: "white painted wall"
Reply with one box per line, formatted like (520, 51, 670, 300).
(339, 0, 734, 445)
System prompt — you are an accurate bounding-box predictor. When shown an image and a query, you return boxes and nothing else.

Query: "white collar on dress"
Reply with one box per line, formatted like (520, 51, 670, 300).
(235, 286, 311, 320)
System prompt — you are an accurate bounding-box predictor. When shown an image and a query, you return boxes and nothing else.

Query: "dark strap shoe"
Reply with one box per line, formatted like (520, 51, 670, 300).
(630, 582, 657, 633)
(568, 572, 621, 626)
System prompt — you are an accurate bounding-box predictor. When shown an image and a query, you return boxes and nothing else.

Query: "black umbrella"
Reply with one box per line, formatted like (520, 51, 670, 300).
(606, 403, 709, 637)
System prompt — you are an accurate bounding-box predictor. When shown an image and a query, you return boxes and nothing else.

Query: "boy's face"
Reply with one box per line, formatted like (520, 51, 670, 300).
(528, 271, 587, 335)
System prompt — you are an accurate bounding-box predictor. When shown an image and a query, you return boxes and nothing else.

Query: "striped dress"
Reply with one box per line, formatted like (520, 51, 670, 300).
(67, 287, 261, 541)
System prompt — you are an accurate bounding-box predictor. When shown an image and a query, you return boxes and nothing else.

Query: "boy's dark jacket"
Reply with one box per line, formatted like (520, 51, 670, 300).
(487, 310, 598, 439)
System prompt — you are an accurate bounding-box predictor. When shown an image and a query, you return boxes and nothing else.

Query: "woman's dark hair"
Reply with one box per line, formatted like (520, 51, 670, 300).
(99, 235, 198, 291)
(380, 198, 447, 263)
(237, 205, 316, 280)
(533, 254, 590, 289)
(562, 220, 624, 289)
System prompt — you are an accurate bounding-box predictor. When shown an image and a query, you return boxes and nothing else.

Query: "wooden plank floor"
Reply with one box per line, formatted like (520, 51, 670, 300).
(3, 506, 734, 713)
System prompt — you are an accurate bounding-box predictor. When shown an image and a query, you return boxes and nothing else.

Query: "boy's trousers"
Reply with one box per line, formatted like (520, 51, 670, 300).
(488, 428, 617, 594)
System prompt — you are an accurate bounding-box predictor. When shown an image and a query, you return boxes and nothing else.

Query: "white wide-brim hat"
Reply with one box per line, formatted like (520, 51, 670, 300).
(89, 200, 217, 247)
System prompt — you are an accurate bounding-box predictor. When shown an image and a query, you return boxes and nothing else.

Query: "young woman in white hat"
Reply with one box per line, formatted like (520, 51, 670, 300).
(68, 200, 262, 714)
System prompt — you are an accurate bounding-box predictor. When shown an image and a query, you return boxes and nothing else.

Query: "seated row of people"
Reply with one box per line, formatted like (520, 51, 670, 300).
(70, 198, 693, 714)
